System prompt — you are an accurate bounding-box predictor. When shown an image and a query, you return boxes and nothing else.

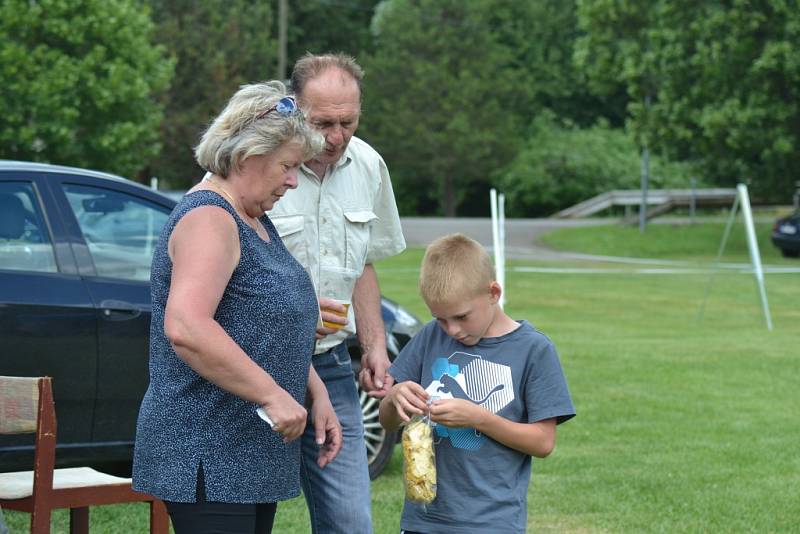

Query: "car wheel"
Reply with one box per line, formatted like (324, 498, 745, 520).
(780, 248, 799, 258)
(356, 381, 399, 480)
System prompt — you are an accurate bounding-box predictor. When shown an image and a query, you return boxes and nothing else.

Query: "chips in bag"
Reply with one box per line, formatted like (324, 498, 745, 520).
(402, 416, 437, 504)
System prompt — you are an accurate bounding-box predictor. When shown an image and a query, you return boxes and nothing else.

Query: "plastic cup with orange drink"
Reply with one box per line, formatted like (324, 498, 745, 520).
(317, 265, 359, 331)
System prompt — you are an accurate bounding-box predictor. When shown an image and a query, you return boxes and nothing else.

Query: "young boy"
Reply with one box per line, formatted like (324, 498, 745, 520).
(379, 233, 575, 534)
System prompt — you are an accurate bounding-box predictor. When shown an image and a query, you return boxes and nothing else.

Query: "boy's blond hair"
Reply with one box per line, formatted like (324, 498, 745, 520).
(419, 233, 496, 305)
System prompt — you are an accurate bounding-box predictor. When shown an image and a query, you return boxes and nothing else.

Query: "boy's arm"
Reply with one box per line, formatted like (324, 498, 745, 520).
(379, 380, 430, 431)
(378, 395, 403, 431)
(429, 399, 558, 458)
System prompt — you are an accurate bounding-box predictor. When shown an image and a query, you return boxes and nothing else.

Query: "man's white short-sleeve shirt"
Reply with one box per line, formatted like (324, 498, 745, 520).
(268, 136, 406, 353)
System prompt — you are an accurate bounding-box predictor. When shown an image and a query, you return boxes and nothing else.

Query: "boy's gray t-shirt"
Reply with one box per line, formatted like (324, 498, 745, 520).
(389, 320, 575, 534)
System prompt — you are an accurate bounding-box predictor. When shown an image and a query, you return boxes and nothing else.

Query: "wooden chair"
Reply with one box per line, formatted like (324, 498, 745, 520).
(0, 376, 169, 533)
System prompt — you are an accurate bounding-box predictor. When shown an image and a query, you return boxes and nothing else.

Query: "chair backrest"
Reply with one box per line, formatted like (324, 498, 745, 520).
(0, 376, 57, 490)
(0, 377, 169, 534)
(0, 376, 43, 435)
(0, 194, 28, 240)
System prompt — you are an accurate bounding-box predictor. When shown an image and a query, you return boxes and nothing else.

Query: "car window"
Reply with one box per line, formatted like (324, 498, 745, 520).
(0, 182, 57, 273)
(63, 184, 170, 281)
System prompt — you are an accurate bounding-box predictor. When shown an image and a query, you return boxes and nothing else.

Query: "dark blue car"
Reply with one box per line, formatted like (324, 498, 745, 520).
(771, 210, 800, 258)
(0, 161, 420, 479)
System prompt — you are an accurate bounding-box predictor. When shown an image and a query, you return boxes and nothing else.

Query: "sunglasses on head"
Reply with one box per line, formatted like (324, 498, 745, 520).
(255, 96, 301, 120)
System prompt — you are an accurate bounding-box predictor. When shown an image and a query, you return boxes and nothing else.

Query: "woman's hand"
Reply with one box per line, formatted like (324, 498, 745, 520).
(262, 389, 308, 443)
(305, 365, 341, 467)
(310, 395, 342, 468)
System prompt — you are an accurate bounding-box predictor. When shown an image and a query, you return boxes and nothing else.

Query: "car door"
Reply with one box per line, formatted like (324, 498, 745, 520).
(50, 175, 173, 447)
(0, 173, 98, 468)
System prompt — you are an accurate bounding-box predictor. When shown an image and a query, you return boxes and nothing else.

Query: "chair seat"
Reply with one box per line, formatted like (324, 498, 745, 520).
(0, 467, 132, 500)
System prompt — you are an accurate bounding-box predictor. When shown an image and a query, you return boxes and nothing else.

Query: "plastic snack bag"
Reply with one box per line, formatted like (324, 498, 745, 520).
(402, 415, 437, 504)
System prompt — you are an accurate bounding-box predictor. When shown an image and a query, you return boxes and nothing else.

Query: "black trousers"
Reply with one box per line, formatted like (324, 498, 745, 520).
(164, 466, 277, 534)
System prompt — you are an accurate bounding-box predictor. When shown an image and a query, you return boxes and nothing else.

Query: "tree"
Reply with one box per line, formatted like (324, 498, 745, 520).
(361, 0, 613, 216)
(0, 0, 173, 178)
(576, 0, 800, 202)
(360, 1, 527, 215)
(492, 0, 626, 130)
(499, 112, 696, 217)
(146, 0, 277, 188)
(285, 0, 382, 69)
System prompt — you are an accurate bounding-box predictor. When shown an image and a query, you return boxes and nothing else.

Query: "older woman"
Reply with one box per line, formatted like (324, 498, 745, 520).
(133, 81, 340, 534)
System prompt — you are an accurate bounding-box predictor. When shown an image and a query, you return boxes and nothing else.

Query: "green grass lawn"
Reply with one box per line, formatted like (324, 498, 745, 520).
(374, 229, 799, 533)
(6, 221, 799, 533)
(540, 219, 792, 265)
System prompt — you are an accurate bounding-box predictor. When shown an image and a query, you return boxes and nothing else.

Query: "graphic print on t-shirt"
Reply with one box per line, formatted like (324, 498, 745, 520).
(425, 351, 514, 450)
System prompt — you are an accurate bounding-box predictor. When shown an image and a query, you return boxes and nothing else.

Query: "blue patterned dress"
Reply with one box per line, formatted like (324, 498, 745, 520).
(133, 190, 318, 503)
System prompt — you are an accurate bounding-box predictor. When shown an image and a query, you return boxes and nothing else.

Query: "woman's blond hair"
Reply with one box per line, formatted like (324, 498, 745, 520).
(419, 233, 496, 305)
(195, 80, 323, 177)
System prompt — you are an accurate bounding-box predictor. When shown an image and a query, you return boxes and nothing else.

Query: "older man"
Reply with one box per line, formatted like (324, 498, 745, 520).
(268, 53, 405, 533)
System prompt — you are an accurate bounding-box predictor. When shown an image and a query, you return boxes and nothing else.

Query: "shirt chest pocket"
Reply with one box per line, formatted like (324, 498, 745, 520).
(343, 209, 377, 270)
(270, 214, 307, 266)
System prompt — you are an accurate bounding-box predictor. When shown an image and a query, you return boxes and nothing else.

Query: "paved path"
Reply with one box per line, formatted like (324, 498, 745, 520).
(399, 217, 800, 273)
(400, 217, 613, 261)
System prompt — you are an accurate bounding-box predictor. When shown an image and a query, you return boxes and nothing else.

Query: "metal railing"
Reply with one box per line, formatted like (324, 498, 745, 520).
(553, 188, 738, 219)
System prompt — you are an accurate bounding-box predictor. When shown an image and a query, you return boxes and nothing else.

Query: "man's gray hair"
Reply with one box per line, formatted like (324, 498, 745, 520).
(195, 80, 323, 177)
(291, 52, 364, 102)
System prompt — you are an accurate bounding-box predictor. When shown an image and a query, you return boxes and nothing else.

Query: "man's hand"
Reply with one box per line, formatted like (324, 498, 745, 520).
(359, 349, 395, 398)
(351, 264, 392, 396)
(310, 394, 342, 468)
(315, 296, 348, 339)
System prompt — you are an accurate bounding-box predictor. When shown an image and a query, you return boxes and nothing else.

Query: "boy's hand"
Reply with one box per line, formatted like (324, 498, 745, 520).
(429, 398, 486, 428)
(386, 381, 429, 423)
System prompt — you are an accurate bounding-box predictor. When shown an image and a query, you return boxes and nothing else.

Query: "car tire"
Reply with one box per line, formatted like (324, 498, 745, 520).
(780, 248, 799, 258)
(356, 381, 399, 480)
(349, 350, 400, 480)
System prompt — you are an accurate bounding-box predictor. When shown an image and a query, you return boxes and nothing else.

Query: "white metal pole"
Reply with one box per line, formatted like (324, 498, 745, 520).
(498, 193, 506, 308)
(499, 193, 506, 308)
(490, 188, 499, 252)
(490, 189, 503, 308)
(737, 184, 773, 330)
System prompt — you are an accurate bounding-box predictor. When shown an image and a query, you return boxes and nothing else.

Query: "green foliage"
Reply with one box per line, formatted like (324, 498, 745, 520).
(499, 0, 626, 129)
(146, 0, 277, 188)
(0, 0, 173, 178)
(576, 0, 800, 202)
(144, 1, 383, 188)
(8, 0, 797, 212)
(362, 0, 524, 216)
(362, 0, 599, 216)
(499, 113, 696, 217)
(285, 0, 382, 67)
